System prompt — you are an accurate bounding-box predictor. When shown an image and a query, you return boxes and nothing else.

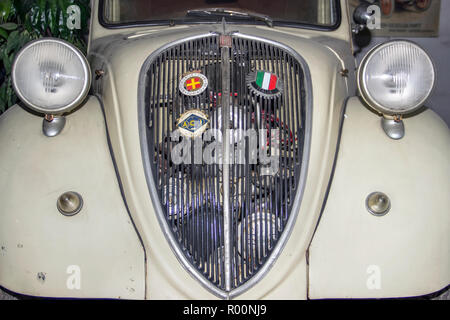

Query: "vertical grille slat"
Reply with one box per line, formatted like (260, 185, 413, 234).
(143, 34, 307, 296)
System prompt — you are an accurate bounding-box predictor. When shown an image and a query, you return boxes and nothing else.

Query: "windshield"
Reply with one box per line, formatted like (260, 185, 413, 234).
(101, 0, 340, 29)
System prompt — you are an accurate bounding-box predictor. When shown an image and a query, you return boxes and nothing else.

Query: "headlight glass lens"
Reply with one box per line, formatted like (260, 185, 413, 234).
(12, 39, 90, 114)
(359, 41, 435, 115)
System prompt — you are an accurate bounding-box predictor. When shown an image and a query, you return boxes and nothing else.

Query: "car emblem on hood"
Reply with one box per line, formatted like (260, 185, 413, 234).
(246, 70, 283, 98)
(176, 109, 209, 138)
(179, 71, 208, 96)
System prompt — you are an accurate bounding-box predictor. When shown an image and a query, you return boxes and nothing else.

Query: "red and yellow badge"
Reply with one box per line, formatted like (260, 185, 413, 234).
(179, 71, 208, 96)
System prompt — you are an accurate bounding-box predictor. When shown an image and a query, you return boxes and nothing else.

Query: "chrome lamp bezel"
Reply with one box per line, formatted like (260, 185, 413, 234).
(11, 38, 92, 115)
(357, 40, 436, 116)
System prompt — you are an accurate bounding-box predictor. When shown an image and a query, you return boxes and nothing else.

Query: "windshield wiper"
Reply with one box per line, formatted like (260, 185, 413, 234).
(186, 8, 274, 28)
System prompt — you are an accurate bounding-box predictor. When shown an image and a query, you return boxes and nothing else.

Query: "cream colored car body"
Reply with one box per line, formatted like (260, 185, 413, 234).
(0, 0, 448, 299)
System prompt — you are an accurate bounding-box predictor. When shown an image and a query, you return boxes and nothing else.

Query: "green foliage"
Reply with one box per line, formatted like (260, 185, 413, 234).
(0, 0, 90, 113)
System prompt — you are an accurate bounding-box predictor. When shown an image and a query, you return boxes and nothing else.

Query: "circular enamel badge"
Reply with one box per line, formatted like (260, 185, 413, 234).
(176, 109, 209, 138)
(246, 70, 283, 99)
(179, 72, 208, 96)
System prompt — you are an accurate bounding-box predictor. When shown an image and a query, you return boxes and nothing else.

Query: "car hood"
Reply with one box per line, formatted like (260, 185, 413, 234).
(88, 23, 352, 299)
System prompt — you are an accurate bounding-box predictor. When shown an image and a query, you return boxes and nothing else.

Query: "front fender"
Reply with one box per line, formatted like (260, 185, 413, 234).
(309, 97, 450, 298)
(0, 97, 145, 299)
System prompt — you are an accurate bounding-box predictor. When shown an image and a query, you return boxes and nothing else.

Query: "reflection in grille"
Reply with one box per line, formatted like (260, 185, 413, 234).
(142, 34, 306, 295)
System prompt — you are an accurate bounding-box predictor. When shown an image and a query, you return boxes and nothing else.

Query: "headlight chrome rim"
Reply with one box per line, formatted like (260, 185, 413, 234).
(12, 37, 91, 115)
(357, 40, 435, 116)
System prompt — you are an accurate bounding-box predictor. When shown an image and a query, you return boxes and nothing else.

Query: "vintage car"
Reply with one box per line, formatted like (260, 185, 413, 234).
(0, 0, 448, 300)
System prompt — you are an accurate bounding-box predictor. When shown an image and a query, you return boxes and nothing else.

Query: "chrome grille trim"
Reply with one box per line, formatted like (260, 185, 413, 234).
(138, 32, 312, 299)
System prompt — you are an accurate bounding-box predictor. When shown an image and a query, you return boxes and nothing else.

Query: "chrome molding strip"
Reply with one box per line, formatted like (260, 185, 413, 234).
(221, 44, 232, 293)
(138, 32, 313, 300)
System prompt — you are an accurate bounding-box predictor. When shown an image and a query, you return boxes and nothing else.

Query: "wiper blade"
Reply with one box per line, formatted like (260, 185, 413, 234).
(187, 8, 274, 28)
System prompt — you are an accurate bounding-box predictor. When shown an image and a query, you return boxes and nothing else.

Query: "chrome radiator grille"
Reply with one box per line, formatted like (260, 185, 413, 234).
(141, 34, 308, 298)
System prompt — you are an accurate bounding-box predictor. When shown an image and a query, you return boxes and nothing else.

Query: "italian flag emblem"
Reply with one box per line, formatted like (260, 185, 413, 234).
(255, 71, 278, 90)
(247, 70, 283, 98)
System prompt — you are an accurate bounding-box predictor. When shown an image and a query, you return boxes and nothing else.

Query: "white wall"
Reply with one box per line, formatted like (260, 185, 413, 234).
(355, 0, 450, 126)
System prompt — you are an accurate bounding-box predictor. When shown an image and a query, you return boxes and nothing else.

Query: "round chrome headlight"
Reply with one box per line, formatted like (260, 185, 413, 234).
(12, 38, 91, 115)
(357, 40, 435, 115)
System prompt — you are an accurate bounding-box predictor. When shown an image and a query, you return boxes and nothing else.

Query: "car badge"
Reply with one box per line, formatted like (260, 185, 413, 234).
(246, 70, 283, 99)
(179, 71, 208, 96)
(176, 109, 209, 138)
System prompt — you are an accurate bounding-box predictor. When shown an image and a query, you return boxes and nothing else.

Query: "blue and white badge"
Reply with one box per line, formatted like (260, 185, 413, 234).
(176, 109, 209, 138)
